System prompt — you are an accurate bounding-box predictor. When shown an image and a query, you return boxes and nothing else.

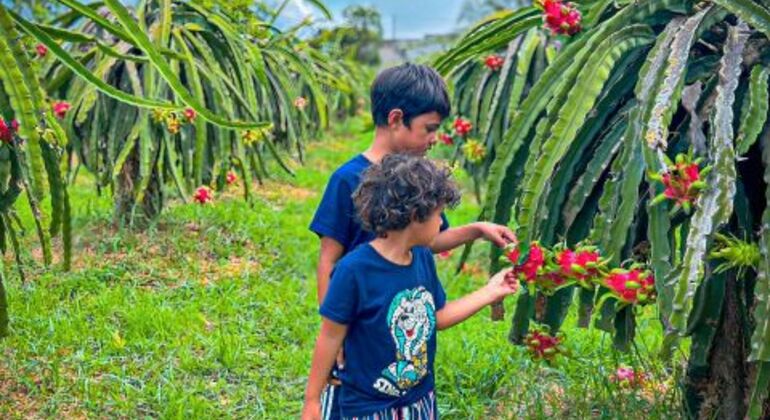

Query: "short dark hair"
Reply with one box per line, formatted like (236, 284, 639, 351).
(353, 154, 461, 237)
(370, 63, 451, 127)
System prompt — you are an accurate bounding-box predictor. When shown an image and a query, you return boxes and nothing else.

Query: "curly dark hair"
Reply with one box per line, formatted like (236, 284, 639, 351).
(352, 154, 461, 237)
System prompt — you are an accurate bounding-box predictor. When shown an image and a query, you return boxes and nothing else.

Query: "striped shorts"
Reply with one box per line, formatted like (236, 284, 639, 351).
(321, 388, 438, 420)
(321, 384, 342, 420)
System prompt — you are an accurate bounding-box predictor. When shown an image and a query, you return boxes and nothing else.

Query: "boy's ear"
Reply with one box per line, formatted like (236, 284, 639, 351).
(387, 109, 404, 129)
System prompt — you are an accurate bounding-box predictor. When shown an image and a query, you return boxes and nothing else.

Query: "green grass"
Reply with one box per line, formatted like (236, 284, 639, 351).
(0, 117, 683, 418)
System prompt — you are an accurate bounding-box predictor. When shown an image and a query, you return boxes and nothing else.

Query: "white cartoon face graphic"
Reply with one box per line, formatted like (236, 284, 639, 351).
(373, 286, 436, 397)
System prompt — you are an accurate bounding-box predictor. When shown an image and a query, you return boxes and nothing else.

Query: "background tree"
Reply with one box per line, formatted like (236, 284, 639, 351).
(17, 0, 357, 225)
(0, 0, 365, 336)
(310, 4, 382, 66)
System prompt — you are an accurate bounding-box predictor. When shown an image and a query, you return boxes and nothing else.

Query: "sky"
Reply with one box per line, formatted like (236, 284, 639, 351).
(281, 0, 467, 40)
(1, 0, 467, 41)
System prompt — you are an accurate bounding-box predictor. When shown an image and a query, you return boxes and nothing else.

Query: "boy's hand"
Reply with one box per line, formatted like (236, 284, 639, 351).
(327, 349, 345, 385)
(485, 268, 520, 301)
(301, 399, 322, 420)
(337, 348, 345, 369)
(474, 222, 517, 248)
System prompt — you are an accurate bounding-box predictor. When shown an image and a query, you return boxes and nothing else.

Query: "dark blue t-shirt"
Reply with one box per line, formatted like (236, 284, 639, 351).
(309, 154, 449, 254)
(320, 244, 446, 417)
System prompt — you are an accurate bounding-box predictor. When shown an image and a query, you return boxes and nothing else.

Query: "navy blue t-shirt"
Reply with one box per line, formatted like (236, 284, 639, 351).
(309, 154, 449, 254)
(320, 244, 446, 417)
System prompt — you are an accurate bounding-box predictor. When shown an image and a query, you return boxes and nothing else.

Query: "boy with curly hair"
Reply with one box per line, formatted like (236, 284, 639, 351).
(303, 154, 519, 419)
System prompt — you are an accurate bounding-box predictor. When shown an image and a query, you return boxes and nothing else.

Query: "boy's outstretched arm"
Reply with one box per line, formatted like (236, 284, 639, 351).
(436, 268, 518, 330)
(430, 222, 516, 254)
(302, 318, 348, 420)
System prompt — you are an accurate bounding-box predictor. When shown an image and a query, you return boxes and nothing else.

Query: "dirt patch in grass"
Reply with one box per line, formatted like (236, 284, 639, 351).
(22, 219, 263, 290)
(0, 358, 88, 419)
(0, 364, 40, 419)
(252, 180, 316, 203)
(211, 180, 316, 205)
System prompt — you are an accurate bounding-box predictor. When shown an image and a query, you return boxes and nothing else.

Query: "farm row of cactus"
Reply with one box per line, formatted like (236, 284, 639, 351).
(435, 0, 770, 417)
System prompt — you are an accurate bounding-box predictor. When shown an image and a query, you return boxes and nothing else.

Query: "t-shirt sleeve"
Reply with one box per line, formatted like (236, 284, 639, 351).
(433, 271, 447, 311)
(319, 262, 359, 324)
(309, 172, 355, 249)
(439, 212, 450, 232)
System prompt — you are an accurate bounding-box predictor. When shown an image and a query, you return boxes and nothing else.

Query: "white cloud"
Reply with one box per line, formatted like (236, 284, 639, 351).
(278, 0, 324, 24)
(291, 0, 313, 18)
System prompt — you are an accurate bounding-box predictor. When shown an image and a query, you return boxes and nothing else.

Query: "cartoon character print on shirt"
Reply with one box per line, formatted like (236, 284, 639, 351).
(372, 286, 437, 397)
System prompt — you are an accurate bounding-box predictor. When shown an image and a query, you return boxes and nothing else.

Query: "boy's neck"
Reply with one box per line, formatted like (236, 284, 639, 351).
(370, 231, 415, 265)
(362, 127, 394, 163)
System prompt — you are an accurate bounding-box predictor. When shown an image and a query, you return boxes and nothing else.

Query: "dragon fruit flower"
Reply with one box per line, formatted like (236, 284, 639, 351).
(461, 139, 486, 164)
(166, 115, 181, 134)
(242, 129, 263, 145)
(152, 108, 168, 123)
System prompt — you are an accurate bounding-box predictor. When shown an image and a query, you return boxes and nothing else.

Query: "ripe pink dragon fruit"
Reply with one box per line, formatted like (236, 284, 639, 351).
(52, 101, 71, 119)
(226, 171, 238, 185)
(36, 43, 48, 58)
(453, 117, 472, 137)
(484, 55, 504, 71)
(193, 186, 213, 204)
(524, 327, 564, 361)
(603, 268, 655, 305)
(537, 0, 582, 36)
(183, 108, 197, 123)
(650, 153, 709, 212)
(0, 119, 18, 144)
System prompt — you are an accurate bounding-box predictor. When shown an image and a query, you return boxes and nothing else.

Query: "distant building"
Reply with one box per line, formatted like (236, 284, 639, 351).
(378, 33, 459, 68)
(378, 40, 407, 67)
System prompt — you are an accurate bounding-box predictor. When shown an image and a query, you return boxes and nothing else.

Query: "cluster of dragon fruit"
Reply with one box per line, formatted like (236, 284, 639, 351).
(502, 241, 655, 306)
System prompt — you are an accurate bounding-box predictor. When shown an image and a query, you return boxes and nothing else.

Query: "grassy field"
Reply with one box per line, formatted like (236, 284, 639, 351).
(0, 118, 684, 418)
